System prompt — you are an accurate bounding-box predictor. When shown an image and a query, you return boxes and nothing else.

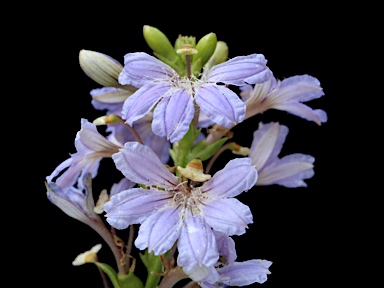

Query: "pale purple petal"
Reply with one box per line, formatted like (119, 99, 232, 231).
(112, 142, 179, 188)
(122, 83, 170, 126)
(135, 206, 181, 255)
(118, 52, 176, 87)
(273, 74, 324, 103)
(110, 178, 136, 196)
(152, 89, 195, 142)
(218, 260, 272, 285)
(90, 87, 132, 104)
(177, 211, 218, 277)
(201, 158, 257, 198)
(78, 120, 122, 154)
(202, 198, 253, 235)
(273, 102, 328, 125)
(213, 231, 237, 265)
(207, 54, 271, 86)
(104, 188, 172, 229)
(195, 84, 246, 128)
(258, 154, 315, 187)
(249, 122, 288, 171)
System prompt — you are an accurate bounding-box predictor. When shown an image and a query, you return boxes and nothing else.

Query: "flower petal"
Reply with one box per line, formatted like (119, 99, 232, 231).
(195, 85, 246, 128)
(273, 102, 328, 125)
(258, 154, 315, 187)
(218, 260, 272, 285)
(249, 122, 288, 171)
(152, 89, 195, 142)
(122, 83, 169, 126)
(135, 206, 181, 255)
(177, 211, 218, 277)
(202, 198, 253, 235)
(201, 158, 257, 198)
(118, 52, 176, 87)
(104, 187, 171, 229)
(207, 54, 271, 86)
(112, 142, 179, 188)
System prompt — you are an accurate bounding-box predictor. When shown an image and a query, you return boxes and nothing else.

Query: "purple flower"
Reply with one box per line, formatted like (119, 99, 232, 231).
(46, 119, 122, 190)
(118, 52, 271, 142)
(104, 142, 258, 275)
(249, 122, 315, 187)
(191, 231, 272, 286)
(240, 74, 327, 125)
(46, 174, 101, 225)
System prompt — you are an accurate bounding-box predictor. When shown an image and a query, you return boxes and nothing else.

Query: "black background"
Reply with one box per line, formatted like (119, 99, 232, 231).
(24, 4, 348, 287)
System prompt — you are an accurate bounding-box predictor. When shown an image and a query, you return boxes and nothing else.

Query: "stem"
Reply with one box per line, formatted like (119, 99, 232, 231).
(96, 263, 111, 288)
(124, 123, 144, 144)
(125, 224, 135, 270)
(89, 220, 127, 275)
(144, 254, 164, 288)
(158, 267, 189, 288)
(205, 142, 232, 174)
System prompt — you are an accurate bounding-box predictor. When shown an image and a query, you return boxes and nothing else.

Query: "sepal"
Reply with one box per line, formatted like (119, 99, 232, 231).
(204, 41, 229, 71)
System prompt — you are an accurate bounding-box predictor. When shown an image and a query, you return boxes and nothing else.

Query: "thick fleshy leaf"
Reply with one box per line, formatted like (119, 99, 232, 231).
(135, 206, 181, 255)
(201, 158, 257, 198)
(104, 188, 172, 229)
(258, 154, 315, 187)
(207, 54, 270, 86)
(177, 211, 219, 279)
(112, 142, 179, 188)
(122, 83, 170, 126)
(118, 52, 176, 88)
(202, 198, 253, 236)
(195, 84, 246, 128)
(152, 89, 195, 142)
(218, 260, 272, 286)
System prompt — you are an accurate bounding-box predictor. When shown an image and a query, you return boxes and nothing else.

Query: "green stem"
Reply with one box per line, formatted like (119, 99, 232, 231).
(144, 254, 163, 288)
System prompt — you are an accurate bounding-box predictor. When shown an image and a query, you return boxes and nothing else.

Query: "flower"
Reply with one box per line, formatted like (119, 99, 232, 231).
(104, 141, 258, 277)
(72, 244, 102, 266)
(197, 231, 272, 287)
(240, 74, 327, 125)
(46, 118, 122, 190)
(249, 122, 315, 187)
(46, 173, 101, 225)
(118, 52, 271, 142)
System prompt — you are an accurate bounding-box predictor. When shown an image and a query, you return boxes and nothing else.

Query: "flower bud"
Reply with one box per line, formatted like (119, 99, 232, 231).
(177, 158, 211, 182)
(79, 50, 123, 87)
(203, 41, 229, 71)
(143, 25, 185, 74)
(191, 32, 217, 76)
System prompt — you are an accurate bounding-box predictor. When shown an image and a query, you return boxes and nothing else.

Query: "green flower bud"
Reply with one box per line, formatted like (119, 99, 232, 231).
(79, 50, 124, 87)
(143, 25, 185, 74)
(203, 41, 229, 71)
(191, 33, 217, 77)
(174, 35, 196, 51)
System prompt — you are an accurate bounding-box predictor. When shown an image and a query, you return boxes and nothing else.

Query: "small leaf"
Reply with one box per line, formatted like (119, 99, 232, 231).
(118, 272, 144, 288)
(190, 138, 228, 161)
(94, 262, 120, 288)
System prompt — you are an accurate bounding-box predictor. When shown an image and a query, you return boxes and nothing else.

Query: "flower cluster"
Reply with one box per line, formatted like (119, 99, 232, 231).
(46, 25, 327, 288)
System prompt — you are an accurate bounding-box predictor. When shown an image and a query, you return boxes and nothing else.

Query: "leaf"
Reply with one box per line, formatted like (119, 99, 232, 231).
(94, 262, 120, 288)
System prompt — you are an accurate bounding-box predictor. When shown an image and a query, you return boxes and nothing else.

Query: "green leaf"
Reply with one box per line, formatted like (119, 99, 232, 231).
(95, 262, 120, 288)
(139, 250, 163, 288)
(190, 138, 228, 162)
(118, 272, 144, 288)
(175, 125, 201, 167)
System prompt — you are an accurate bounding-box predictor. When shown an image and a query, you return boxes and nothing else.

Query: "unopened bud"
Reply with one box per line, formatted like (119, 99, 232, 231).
(143, 25, 184, 74)
(228, 143, 250, 156)
(79, 50, 123, 87)
(93, 114, 123, 126)
(191, 33, 217, 76)
(177, 159, 211, 182)
(204, 41, 229, 71)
